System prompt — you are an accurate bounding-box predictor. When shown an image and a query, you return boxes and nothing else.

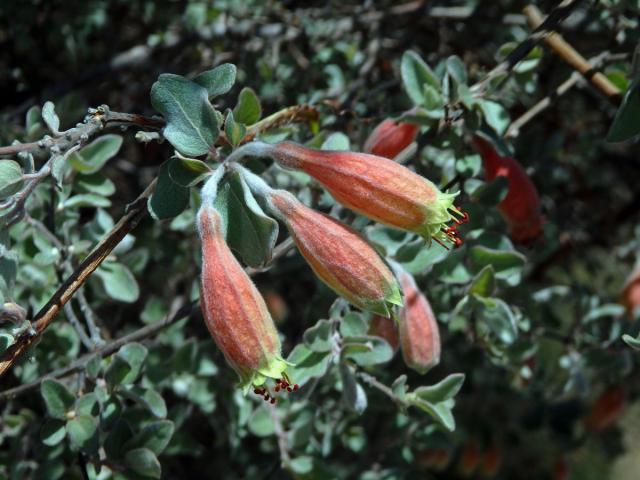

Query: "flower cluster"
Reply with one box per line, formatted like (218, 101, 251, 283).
(198, 139, 467, 398)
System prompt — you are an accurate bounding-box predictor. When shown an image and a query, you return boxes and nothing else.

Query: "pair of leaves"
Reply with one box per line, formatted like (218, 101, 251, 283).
(150, 64, 236, 157)
(105, 418, 174, 478)
(402, 373, 466, 431)
(105, 343, 148, 390)
(40, 381, 99, 452)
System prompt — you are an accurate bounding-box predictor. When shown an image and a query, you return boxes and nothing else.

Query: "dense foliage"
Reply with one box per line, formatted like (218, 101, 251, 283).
(1, 1, 640, 479)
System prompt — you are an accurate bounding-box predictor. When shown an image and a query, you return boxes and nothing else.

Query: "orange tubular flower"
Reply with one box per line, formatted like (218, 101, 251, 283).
(480, 443, 502, 478)
(238, 168, 402, 317)
(621, 266, 640, 317)
(472, 134, 543, 243)
(398, 270, 441, 374)
(226, 141, 467, 248)
(363, 118, 419, 159)
(198, 203, 295, 402)
(584, 386, 626, 431)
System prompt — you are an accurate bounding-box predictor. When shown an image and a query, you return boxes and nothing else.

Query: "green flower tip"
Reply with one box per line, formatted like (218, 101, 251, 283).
(238, 356, 299, 404)
(365, 279, 404, 319)
(420, 189, 469, 250)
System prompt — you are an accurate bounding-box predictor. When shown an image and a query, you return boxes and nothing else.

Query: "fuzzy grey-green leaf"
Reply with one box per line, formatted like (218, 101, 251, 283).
(151, 74, 219, 156)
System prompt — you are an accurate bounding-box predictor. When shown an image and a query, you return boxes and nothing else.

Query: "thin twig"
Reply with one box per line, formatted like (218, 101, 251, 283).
(76, 290, 104, 346)
(505, 51, 623, 138)
(470, 0, 586, 97)
(0, 234, 295, 400)
(242, 105, 319, 144)
(63, 303, 94, 350)
(0, 299, 193, 401)
(269, 405, 292, 467)
(0, 107, 163, 158)
(0, 180, 156, 378)
(3, 145, 80, 227)
(523, 4, 621, 101)
(357, 371, 397, 402)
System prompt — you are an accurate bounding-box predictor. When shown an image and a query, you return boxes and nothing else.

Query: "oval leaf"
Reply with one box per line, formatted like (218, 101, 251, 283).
(151, 74, 219, 156)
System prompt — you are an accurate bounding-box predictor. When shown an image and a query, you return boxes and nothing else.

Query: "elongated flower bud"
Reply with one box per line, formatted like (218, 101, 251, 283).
(363, 118, 419, 159)
(240, 173, 403, 317)
(198, 204, 295, 401)
(398, 270, 441, 374)
(226, 141, 467, 248)
(472, 135, 543, 243)
(584, 386, 625, 431)
(621, 266, 640, 317)
(368, 314, 399, 352)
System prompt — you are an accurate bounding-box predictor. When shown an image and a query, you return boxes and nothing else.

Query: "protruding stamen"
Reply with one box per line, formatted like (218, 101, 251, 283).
(440, 225, 464, 249)
(433, 236, 451, 251)
(448, 207, 469, 225)
(293, 384, 299, 392)
(270, 397, 276, 404)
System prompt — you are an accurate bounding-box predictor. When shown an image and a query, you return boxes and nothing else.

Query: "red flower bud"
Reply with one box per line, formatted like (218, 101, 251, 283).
(472, 135, 543, 243)
(398, 270, 441, 374)
(198, 204, 293, 398)
(262, 188, 402, 317)
(584, 386, 625, 431)
(228, 141, 467, 248)
(553, 457, 570, 480)
(368, 314, 400, 352)
(416, 447, 452, 471)
(363, 118, 419, 159)
(458, 441, 480, 477)
(621, 266, 640, 317)
(480, 443, 502, 477)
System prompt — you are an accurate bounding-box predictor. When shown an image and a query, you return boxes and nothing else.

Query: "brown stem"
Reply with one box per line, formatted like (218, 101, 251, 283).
(0, 103, 311, 380)
(0, 180, 156, 378)
(0, 234, 295, 399)
(242, 104, 319, 144)
(505, 51, 624, 138)
(0, 298, 192, 401)
(470, 0, 586, 97)
(523, 5, 621, 101)
(0, 108, 163, 158)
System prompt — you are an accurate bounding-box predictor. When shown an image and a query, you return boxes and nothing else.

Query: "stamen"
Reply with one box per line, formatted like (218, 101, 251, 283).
(439, 226, 464, 248)
(448, 207, 469, 225)
(432, 236, 451, 251)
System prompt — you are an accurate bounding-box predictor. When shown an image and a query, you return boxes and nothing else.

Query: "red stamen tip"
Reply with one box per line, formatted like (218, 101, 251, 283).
(270, 397, 276, 404)
(293, 384, 299, 391)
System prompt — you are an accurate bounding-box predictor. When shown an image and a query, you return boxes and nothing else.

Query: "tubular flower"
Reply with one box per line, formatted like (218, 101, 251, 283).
(621, 266, 640, 317)
(368, 314, 400, 353)
(584, 386, 625, 432)
(363, 118, 419, 159)
(480, 443, 502, 478)
(258, 185, 402, 317)
(472, 134, 543, 243)
(398, 270, 441, 374)
(198, 204, 296, 402)
(228, 141, 467, 248)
